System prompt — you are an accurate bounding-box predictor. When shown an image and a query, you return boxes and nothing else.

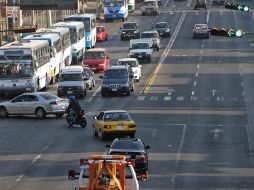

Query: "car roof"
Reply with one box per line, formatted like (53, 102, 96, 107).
(108, 65, 129, 70)
(19, 92, 56, 96)
(142, 30, 158, 34)
(61, 66, 83, 73)
(155, 21, 168, 24)
(103, 110, 128, 113)
(118, 58, 138, 62)
(86, 48, 106, 52)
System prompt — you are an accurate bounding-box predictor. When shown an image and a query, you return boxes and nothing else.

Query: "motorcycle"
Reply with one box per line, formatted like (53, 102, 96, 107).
(66, 109, 87, 128)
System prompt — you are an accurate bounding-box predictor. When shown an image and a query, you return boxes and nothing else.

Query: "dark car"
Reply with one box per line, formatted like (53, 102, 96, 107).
(106, 138, 151, 177)
(120, 22, 140, 40)
(100, 65, 134, 96)
(194, 0, 207, 9)
(153, 22, 171, 37)
(83, 67, 95, 90)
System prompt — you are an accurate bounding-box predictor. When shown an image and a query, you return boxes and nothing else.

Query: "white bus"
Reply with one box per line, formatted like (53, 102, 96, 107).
(36, 28, 72, 67)
(23, 33, 64, 83)
(51, 22, 85, 64)
(0, 40, 51, 95)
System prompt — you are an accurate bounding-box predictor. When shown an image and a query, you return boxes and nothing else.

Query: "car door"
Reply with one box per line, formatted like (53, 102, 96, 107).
(7, 95, 27, 114)
(23, 95, 39, 114)
(94, 112, 104, 131)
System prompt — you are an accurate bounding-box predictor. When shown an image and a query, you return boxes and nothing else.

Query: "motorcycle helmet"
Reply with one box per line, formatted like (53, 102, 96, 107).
(69, 95, 75, 102)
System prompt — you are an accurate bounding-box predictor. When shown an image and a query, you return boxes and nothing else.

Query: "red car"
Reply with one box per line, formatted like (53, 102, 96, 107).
(82, 48, 110, 72)
(96, 26, 108, 41)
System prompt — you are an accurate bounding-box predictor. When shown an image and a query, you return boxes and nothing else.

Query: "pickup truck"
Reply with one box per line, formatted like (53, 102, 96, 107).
(129, 39, 153, 63)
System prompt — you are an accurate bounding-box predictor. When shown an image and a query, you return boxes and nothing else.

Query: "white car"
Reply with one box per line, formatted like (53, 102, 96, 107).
(0, 92, 68, 119)
(129, 39, 153, 63)
(117, 58, 142, 82)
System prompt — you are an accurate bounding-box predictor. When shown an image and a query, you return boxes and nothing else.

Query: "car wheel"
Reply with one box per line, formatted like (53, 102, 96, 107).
(98, 130, 105, 140)
(148, 57, 151, 63)
(55, 113, 64, 118)
(0, 106, 8, 118)
(101, 91, 106, 97)
(105, 35, 108, 41)
(126, 91, 131, 96)
(35, 107, 46, 119)
(167, 33, 171, 38)
(80, 117, 87, 128)
(156, 46, 160, 51)
(121, 36, 124, 41)
(93, 126, 98, 137)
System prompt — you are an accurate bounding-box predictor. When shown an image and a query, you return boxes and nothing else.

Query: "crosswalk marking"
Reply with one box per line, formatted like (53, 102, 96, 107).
(177, 96, 184, 101)
(150, 96, 158, 101)
(190, 96, 197, 101)
(164, 96, 171, 101)
(137, 96, 145, 101)
(217, 97, 224, 101)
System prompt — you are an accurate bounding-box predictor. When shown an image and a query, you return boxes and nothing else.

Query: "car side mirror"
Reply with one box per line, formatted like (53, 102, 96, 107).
(106, 144, 110, 148)
(99, 76, 103, 79)
(145, 145, 151, 149)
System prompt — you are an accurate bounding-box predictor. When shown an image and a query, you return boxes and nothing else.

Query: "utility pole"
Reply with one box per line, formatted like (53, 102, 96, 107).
(5, 0, 8, 41)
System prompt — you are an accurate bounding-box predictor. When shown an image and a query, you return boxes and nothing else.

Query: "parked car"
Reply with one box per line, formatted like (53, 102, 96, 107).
(153, 22, 171, 37)
(193, 24, 210, 39)
(83, 67, 95, 90)
(83, 48, 110, 72)
(0, 92, 68, 119)
(117, 58, 141, 82)
(93, 110, 136, 140)
(96, 26, 108, 41)
(57, 66, 87, 98)
(100, 65, 135, 96)
(106, 138, 150, 177)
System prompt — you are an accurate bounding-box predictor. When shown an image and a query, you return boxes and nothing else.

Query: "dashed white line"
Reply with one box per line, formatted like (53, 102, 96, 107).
(163, 0, 169, 8)
(137, 96, 145, 101)
(88, 86, 101, 102)
(200, 49, 203, 54)
(198, 57, 202, 61)
(191, 90, 195, 96)
(197, 64, 200, 69)
(164, 96, 172, 101)
(201, 44, 204, 48)
(16, 174, 24, 182)
(206, 11, 210, 24)
(32, 154, 41, 164)
(196, 73, 199, 77)
(193, 81, 197, 86)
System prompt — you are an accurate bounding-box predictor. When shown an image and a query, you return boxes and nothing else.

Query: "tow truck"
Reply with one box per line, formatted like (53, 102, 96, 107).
(68, 154, 144, 190)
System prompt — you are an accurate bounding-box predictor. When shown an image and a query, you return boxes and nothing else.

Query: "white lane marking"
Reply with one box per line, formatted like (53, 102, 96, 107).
(177, 96, 184, 101)
(217, 97, 224, 101)
(32, 154, 41, 164)
(88, 86, 101, 103)
(137, 96, 145, 100)
(196, 72, 199, 77)
(163, 0, 169, 8)
(16, 174, 24, 182)
(193, 81, 197, 86)
(171, 124, 187, 184)
(206, 10, 210, 24)
(164, 96, 172, 101)
(191, 90, 195, 96)
(190, 96, 197, 101)
(197, 64, 200, 69)
(200, 49, 203, 54)
(219, 10, 223, 16)
(150, 96, 158, 101)
(201, 44, 204, 48)
(199, 57, 202, 61)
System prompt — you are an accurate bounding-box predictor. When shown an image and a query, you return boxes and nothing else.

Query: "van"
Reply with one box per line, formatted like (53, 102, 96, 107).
(57, 66, 87, 98)
(128, 0, 135, 12)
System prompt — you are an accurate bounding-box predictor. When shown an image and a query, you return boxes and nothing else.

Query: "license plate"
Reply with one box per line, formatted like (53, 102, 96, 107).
(67, 91, 73, 95)
(112, 88, 117, 91)
(117, 126, 124, 129)
(25, 88, 32, 91)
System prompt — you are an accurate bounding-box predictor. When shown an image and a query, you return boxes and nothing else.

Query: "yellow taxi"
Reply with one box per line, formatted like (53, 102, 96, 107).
(93, 110, 136, 140)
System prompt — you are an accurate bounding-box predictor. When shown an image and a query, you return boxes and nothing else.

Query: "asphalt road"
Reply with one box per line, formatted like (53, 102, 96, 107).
(1, 0, 254, 189)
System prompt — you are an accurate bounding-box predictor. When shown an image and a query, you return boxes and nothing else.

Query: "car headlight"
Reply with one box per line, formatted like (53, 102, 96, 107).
(122, 31, 126, 34)
(166, 29, 170, 32)
(121, 83, 129, 87)
(134, 31, 137, 33)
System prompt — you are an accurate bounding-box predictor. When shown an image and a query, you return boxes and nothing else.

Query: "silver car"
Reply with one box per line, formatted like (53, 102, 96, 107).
(0, 92, 68, 119)
(193, 24, 210, 39)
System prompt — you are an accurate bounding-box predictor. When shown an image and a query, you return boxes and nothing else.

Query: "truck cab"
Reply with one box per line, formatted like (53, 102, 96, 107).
(129, 39, 153, 63)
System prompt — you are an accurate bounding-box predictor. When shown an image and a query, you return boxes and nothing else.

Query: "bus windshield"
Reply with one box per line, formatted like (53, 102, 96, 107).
(69, 28, 77, 43)
(65, 17, 90, 32)
(0, 55, 33, 78)
(104, 0, 124, 6)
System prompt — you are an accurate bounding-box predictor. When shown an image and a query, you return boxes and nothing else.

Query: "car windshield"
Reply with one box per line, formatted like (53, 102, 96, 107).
(143, 1, 155, 6)
(155, 23, 168, 28)
(132, 43, 149, 49)
(141, 33, 157, 38)
(104, 112, 132, 121)
(40, 93, 58, 100)
(59, 73, 83, 81)
(118, 61, 138, 67)
(104, 69, 128, 79)
(123, 23, 137, 29)
(85, 51, 105, 59)
(104, 0, 124, 6)
(111, 141, 144, 150)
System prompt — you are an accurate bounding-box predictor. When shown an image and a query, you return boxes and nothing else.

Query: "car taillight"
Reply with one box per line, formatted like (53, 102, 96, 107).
(128, 124, 136, 128)
(104, 125, 111, 129)
(50, 101, 57, 105)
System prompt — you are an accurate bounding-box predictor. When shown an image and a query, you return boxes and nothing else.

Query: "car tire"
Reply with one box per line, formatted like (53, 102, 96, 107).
(105, 35, 108, 41)
(121, 36, 124, 41)
(93, 126, 98, 137)
(0, 106, 8, 118)
(126, 91, 131, 96)
(101, 91, 106, 97)
(148, 56, 151, 63)
(35, 107, 46, 119)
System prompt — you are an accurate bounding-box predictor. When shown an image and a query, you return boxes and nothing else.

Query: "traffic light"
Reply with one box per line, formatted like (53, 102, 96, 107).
(227, 29, 243, 37)
(225, 3, 249, 12)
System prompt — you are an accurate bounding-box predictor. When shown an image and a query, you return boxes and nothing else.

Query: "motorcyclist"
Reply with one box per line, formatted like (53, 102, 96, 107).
(66, 95, 82, 120)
